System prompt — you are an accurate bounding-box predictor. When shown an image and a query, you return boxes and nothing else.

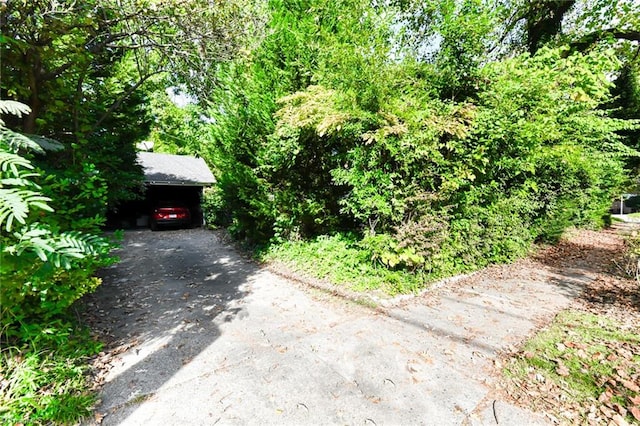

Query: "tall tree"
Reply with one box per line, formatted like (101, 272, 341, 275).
(1, 0, 261, 137)
(1, 0, 263, 207)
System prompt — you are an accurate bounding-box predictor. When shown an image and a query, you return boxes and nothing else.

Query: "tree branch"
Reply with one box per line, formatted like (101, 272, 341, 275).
(568, 28, 640, 53)
(89, 71, 163, 134)
(40, 61, 75, 81)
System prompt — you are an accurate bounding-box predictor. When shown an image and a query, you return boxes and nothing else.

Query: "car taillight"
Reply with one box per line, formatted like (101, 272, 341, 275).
(154, 208, 189, 220)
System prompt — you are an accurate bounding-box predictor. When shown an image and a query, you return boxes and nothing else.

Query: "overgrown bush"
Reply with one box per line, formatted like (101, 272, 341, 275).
(261, 48, 631, 279)
(204, 0, 638, 294)
(619, 230, 640, 283)
(201, 185, 227, 228)
(37, 162, 110, 233)
(0, 100, 115, 334)
(0, 101, 115, 423)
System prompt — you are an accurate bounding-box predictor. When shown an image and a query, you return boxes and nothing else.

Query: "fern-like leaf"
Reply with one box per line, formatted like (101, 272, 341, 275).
(0, 151, 35, 175)
(25, 134, 64, 152)
(0, 177, 40, 187)
(0, 150, 53, 231)
(0, 100, 31, 118)
(5, 225, 55, 259)
(3, 225, 109, 269)
(0, 128, 45, 154)
(0, 188, 53, 231)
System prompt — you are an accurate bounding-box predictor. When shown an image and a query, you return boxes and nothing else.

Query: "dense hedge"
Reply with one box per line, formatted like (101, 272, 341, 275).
(202, 2, 638, 283)
(207, 51, 634, 274)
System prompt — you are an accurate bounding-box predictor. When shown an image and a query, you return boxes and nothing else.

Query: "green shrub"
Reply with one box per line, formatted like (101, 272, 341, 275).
(262, 233, 425, 295)
(205, 11, 636, 292)
(38, 162, 109, 234)
(0, 100, 115, 425)
(619, 231, 640, 283)
(0, 101, 117, 336)
(531, 144, 624, 241)
(201, 185, 227, 228)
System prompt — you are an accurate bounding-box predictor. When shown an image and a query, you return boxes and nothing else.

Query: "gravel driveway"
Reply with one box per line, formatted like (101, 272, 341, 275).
(81, 228, 605, 425)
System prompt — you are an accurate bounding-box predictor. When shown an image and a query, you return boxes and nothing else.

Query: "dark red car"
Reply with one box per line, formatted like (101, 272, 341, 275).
(150, 201, 192, 230)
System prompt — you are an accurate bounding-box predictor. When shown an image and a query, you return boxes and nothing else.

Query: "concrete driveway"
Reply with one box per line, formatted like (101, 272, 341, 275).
(82, 228, 599, 425)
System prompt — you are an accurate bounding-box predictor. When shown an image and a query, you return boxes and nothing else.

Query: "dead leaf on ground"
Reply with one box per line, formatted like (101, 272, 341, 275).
(556, 363, 570, 377)
(611, 413, 630, 426)
(600, 404, 616, 419)
(621, 379, 640, 393)
(612, 403, 627, 417)
(599, 390, 613, 404)
(616, 369, 628, 379)
(576, 349, 589, 359)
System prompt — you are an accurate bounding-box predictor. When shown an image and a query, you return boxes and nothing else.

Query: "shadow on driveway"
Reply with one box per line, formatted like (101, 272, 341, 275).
(77, 226, 634, 425)
(80, 229, 256, 424)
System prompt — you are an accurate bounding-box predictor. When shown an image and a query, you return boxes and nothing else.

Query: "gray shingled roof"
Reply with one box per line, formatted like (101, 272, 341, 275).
(137, 152, 216, 186)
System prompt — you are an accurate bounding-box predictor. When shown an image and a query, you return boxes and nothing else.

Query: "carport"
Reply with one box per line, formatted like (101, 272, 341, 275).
(112, 152, 215, 228)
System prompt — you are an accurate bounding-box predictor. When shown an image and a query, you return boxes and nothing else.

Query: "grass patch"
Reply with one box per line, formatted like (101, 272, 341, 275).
(503, 310, 640, 424)
(260, 233, 426, 295)
(0, 321, 102, 425)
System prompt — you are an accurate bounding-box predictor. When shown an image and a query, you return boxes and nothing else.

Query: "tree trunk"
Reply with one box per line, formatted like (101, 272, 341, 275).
(24, 52, 41, 134)
(526, 0, 576, 55)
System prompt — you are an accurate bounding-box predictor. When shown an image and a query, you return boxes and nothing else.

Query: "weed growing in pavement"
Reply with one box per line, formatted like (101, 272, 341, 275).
(503, 310, 640, 424)
(259, 233, 426, 295)
(0, 320, 103, 425)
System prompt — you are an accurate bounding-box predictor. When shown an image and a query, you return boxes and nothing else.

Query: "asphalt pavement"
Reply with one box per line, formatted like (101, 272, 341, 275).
(81, 228, 598, 425)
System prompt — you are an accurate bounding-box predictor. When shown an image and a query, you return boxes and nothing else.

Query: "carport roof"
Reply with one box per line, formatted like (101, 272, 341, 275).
(137, 152, 216, 186)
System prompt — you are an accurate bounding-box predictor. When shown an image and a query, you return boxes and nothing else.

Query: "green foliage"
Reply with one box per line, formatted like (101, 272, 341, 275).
(0, 321, 102, 425)
(193, 1, 640, 294)
(201, 185, 227, 228)
(2, 226, 112, 330)
(145, 87, 212, 156)
(203, 59, 279, 241)
(0, 114, 112, 426)
(0, 101, 116, 334)
(619, 230, 640, 283)
(204, 0, 398, 242)
(38, 162, 109, 233)
(358, 193, 450, 272)
(262, 233, 425, 295)
(465, 47, 633, 241)
(0, 151, 53, 231)
(432, 0, 496, 100)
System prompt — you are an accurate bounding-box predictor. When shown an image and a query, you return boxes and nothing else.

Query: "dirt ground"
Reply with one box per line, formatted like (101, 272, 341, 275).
(79, 224, 638, 425)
